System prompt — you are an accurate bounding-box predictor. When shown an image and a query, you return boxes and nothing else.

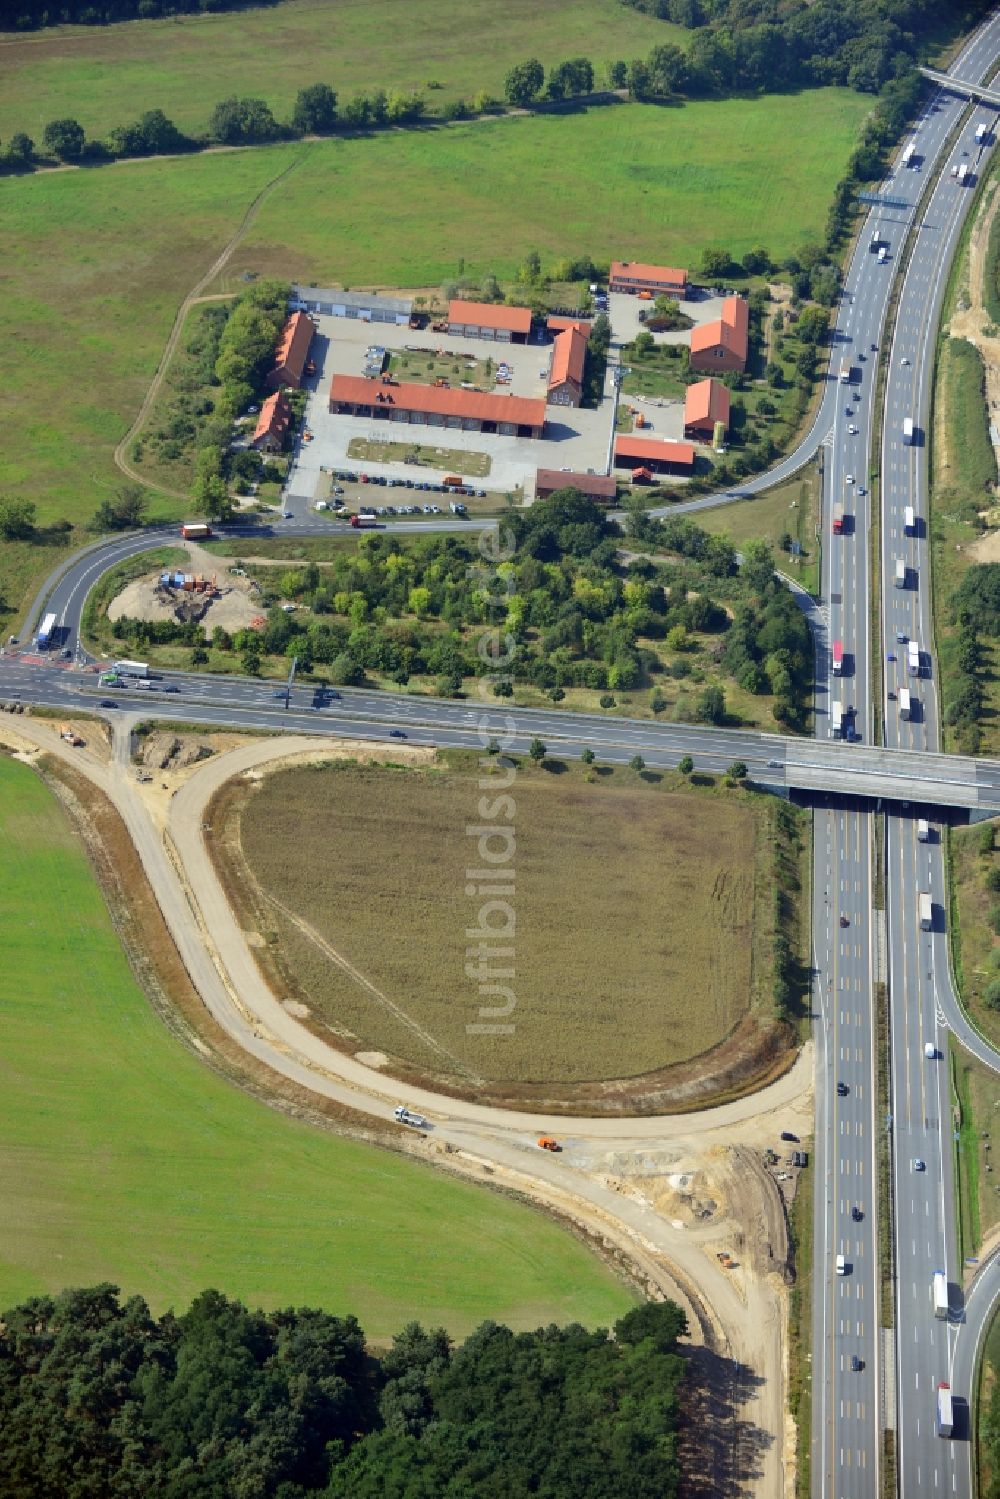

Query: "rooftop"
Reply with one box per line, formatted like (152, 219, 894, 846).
(329, 373, 546, 427)
(536, 468, 617, 498)
(448, 299, 533, 334)
(548, 326, 588, 391)
(610, 260, 688, 286)
(690, 296, 749, 359)
(684, 378, 731, 427)
(614, 434, 695, 467)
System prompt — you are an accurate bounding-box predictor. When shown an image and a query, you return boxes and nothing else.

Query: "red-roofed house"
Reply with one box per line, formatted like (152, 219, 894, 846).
(252, 391, 292, 453)
(546, 314, 592, 336)
(547, 326, 588, 408)
(614, 434, 695, 474)
(689, 297, 749, 373)
(266, 312, 314, 390)
(535, 469, 618, 504)
(609, 261, 688, 299)
(329, 374, 545, 437)
(447, 299, 532, 342)
(683, 378, 731, 439)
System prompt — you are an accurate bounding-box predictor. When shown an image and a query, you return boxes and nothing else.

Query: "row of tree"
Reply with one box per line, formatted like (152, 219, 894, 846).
(3, 0, 273, 28)
(0, 1282, 687, 1497)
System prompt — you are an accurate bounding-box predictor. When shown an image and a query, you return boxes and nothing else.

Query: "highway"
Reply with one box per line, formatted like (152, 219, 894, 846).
(805, 12, 1000, 1497)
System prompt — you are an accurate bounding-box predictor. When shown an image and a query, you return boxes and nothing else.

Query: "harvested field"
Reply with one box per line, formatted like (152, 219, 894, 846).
(221, 757, 769, 1091)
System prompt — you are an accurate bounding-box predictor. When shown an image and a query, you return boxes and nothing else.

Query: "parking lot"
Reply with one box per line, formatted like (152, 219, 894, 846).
(285, 312, 619, 507)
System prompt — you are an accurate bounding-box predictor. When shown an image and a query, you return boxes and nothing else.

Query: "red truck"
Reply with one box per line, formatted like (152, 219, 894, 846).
(832, 505, 844, 535)
(350, 514, 377, 528)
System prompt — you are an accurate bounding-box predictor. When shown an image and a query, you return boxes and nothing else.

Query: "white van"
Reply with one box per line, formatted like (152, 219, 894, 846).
(917, 819, 930, 842)
(836, 1254, 847, 1275)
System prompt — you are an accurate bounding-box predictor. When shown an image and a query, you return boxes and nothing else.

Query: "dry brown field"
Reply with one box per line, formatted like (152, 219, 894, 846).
(224, 756, 771, 1089)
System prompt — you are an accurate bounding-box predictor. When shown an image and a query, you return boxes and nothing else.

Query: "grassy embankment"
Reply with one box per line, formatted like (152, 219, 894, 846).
(210, 752, 808, 1108)
(946, 820, 1000, 1259)
(0, 752, 633, 1331)
(699, 469, 822, 597)
(0, 92, 868, 638)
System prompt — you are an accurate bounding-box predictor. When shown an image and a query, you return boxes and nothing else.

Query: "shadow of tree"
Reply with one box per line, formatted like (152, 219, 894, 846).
(679, 1348, 774, 1499)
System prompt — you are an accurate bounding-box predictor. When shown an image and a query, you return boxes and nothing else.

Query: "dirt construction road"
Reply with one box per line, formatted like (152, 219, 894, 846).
(3, 718, 806, 1498)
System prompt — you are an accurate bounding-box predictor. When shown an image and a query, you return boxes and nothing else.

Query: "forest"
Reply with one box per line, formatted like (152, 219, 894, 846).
(0, 1284, 686, 1498)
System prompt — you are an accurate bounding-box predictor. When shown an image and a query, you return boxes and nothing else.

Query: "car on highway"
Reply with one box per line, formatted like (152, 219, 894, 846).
(848, 424, 859, 435)
(896, 630, 907, 643)
(837, 1081, 849, 1096)
(846, 474, 855, 484)
(858, 486, 867, 496)
(913, 1158, 926, 1172)
(99, 699, 120, 709)
(851, 1355, 864, 1372)
(389, 729, 406, 738)
(871, 343, 878, 352)
(851, 1205, 863, 1221)
(901, 356, 910, 365)
(163, 685, 180, 693)
(61, 648, 72, 659)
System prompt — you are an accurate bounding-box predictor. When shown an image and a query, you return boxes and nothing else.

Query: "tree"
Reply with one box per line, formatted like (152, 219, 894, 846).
(985, 978, 1000, 1011)
(209, 96, 280, 145)
(986, 867, 1000, 894)
(741, 538, 775, 593)
(581, 746, 596, 765)
(485, 737, 501, 756)
(588, 311, 612, 359)
(629, 754, 646, 774)
(91, 483, 148, 532)
(678, 755, 694, 776)
(980, 822, 996, 856)
(504, 59, 544, 107)
(700, 247, 734, 279)
(0, 495, 36, 539)
(728, 760, 748, 781)
(697, 685, 726, 725)
(43, 117, 85, 159)
(607, 60, 628, 88)
(528, 737, 546, 763)
(292, 83, 338, 134)
(6, 132, 34, 167)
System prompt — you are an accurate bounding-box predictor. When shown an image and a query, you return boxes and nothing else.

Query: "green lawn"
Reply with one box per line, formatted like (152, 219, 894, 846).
(0, 0, 679, 145)
(0, 754, 633, 1333)
(699, 469, 822, 597)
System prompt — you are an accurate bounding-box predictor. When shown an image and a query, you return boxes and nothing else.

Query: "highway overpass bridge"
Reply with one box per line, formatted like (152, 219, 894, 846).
(919, 65, 1000, 106)
(774, 739, 1000, 812)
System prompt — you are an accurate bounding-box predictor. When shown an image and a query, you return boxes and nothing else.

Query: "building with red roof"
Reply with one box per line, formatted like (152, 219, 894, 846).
(683, 378, 731, 439)
(547, 325, 588, 408)
(609, 261, 688, 299)
(614, 434, 695, 474)
(535, 469, 618, 504)
(329, 374, 546, 437)
(689, 297, 749, 373)
(266, 311, 314, 390)
(447, 299, 532, 342)
(546, 314, 592, 336)
(251, 391, 292, 453)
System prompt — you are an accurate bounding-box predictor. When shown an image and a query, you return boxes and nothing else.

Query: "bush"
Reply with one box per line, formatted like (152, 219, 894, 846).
(987, 868, 1000, 894)
(985, 978, 1000, 1011)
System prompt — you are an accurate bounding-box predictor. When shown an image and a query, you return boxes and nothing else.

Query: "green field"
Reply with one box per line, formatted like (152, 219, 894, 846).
(948, 821, 1000, 1052)
(699, 469, 822, 596)
(220, 757, 765, 1088)
(0, 753, 633, 1331)
(0, 0, 679, 145)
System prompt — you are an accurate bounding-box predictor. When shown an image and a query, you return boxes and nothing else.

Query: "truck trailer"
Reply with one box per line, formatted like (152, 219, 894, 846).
(976, 122, 988, 143)
(899, 687, 912, 720)
(932, 1271, 948, 1320)
(904, 505, 916, 534)
(840, 360, 852, 385)
(35, 611, 57, 649)
(936, 1383, 954, 1438)
(832, 504, 845, 535)
(113, 659, 149, 678)
(180, 522, 213, 540)
(832, 640, 844, 675)
(831, 700, 843, 738)
(908, 640, 921, 676)
(350, 514, 377, 528)
(903, 417, 915, 444)
(957, 163, 969, 185)
(920, 892, 933, 931)
(895, 560, 906, 588)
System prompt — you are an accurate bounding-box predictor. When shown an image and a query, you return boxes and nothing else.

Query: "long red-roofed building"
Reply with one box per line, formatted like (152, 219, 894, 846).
(252, 391, 292, 453)
(329, 374, 546, 437)
(689, 296, 749, 373)
(535, 469, 617, 504)
(547, 326, 588, 407)
(614, 434, 695, 474)
(447, 299, 532, 341)
(683, 378, 731, 439)
(609, 260, 688, 299)
(266, 311, 314, 390)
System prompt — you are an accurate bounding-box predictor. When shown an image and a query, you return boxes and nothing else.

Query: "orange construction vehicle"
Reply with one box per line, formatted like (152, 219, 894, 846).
(537, 1136, 561, 1152)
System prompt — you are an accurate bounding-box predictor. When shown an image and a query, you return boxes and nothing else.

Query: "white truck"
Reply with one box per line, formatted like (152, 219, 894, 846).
(932, 1271, 948, 1320)
(903, 416, 915, 444)
(976, 122, 988, 143)
(113, 659, 149, 678)
(394, 1105, 428, 1128)
(831, 700, 843, 738)
(907, 640, 921, 676)
(904, 505, 916, 534)
(936, 1383, 954, 1438)
(35, 611, 57, 649)
(895, 559, 906, 588)
(840, 360, 852, 385)
(919, 892, 933, 931)
(917, 819, 930, 842)
(957, 163, 969, 185)
(898, 687, 912, 720)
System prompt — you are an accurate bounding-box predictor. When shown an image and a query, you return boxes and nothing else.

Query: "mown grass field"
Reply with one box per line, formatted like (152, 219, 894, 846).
(0, 753, 632, 1332)
(699, 469, 822, 597)
(227, 757, 760, 1084)
(0, 0, 679, 145)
